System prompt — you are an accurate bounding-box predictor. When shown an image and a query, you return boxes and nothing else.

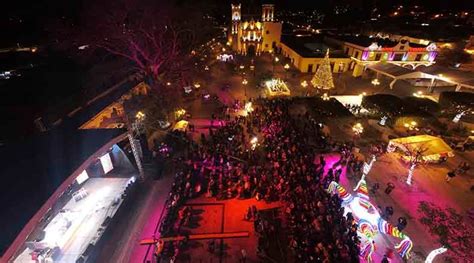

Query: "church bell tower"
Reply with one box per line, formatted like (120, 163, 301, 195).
(231, 4, 241, 35)
(262, 4, 274, 22)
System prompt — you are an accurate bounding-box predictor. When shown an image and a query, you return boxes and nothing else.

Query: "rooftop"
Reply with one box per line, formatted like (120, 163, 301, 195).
(281, 35, 349, 58)
(332, 34, 428, 48)
(0, 128, 127, 256)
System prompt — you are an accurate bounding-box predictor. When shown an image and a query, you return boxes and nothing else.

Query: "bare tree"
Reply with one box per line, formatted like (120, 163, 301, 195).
(51, 0, 217, 125)
(403, 144, 428, 185)
(96, 0, 211, 85)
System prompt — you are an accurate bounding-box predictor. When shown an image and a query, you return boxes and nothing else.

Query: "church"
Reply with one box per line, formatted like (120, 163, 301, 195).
(228, 1, 282, 56)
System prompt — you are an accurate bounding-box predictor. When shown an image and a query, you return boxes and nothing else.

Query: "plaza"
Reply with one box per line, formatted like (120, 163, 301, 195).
(1, 1, 473, 263)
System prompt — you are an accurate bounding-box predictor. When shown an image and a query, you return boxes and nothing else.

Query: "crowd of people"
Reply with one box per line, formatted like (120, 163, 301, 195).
(156, 98, 361, 262)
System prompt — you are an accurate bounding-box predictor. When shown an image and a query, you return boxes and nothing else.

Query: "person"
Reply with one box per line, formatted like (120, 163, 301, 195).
(240, 248, 247, 263)
(370, 182, 380, 194)
(446, 170, 456, 182)
(397, 217, 407, 231)
(208, 239, 216, 253)
(384, 183, 395, 194)
(381, 254, 389, 263)
(384, 206, 394, 220)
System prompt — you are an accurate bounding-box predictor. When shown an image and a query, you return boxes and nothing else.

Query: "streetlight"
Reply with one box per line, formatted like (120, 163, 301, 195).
(404, 121, 418, 131)
(371, 78, 380, 87)
(284, 63, 290, 79)
(321, 92, 330, 101)
(242, 78, 248, 98)
(135, 111, 145, 121)
(273, 57, 279, 73)
(413, 91, 423, 98)
(301, 80, 308, 88)
(250, 65, 255, 76)
(352, 123, 364, 136)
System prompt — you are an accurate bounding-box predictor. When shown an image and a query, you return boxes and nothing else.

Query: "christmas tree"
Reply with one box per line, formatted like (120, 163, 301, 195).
(311, 49, 335, 90)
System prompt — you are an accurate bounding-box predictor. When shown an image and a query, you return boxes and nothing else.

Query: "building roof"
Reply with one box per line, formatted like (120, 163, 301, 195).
(417, 65, 474, 88)
(368, 63, 415, 78)
(333, 35, 427, 48)
(389, 135, 454, 157)
(281, 35, 350, 59)
(0, 128, 127, 257)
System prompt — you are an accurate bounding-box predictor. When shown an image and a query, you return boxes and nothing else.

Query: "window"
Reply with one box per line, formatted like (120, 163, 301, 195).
(330, 62, 335, 71)
(400, 45, 405, 50)
(354, 51, 359, 58)
(415, 54, 422, 61)
(345, 47, 349, 54)
(393, 53, 404, 61)
(265, 44, 268, 48)
(375, 53, 382, 61)
(308, 64, 313, 73)
(266, 30, 270, 34)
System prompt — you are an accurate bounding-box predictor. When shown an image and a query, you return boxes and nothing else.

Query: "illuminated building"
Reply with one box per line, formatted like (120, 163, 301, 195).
(278, 35, 351, 73)
(228, 1, 282, 55)
(325, 35, 438, 77)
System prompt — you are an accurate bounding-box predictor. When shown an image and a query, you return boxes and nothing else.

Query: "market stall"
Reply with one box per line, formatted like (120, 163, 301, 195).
(173, 120, 189, 132)
(388, 135, 454, 163)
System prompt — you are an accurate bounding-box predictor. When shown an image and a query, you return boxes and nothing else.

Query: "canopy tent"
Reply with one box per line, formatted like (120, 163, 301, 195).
(368, 63, 474, 91)
(388, 135, 454, 162)
(173, 120, 189, 132)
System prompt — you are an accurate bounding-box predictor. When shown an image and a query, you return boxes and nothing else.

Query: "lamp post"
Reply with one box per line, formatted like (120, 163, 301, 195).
(284, 63, 290, 80)
(301, 80, 308, 88)
(273, 57, 279, 73)
(242, 78, 248, 99)
(371, 78, 380, 88)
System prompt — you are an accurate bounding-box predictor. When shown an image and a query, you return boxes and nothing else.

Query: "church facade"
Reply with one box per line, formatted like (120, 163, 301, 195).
(228, 2, 282, 56)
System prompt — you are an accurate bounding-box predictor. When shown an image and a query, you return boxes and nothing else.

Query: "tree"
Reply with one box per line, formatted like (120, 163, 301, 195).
(405, 144, 428, 185)
(438, 47, 472, 66)
(52, 0, 216, 126)
(388, 141, 428, 185)
(311, 49, 335, 90)
(86, 0, 212, 86)
(418, 201, 474, 262)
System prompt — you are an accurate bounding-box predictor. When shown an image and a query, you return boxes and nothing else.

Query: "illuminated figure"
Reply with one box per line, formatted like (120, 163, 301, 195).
(327, 179, 413, 262)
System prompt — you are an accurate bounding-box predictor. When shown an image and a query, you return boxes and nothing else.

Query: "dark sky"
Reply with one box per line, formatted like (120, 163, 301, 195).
(0, 0, 472, 46)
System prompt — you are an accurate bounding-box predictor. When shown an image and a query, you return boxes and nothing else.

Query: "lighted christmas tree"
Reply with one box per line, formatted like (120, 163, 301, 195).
(311, 49, 335, 90)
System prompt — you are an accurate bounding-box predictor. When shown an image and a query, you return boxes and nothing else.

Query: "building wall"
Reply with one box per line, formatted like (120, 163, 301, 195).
(228, 3, 281, 55)
(262, 22, 282, 52)
(279, 42, 351, 73)
(325, 36, 436, 64)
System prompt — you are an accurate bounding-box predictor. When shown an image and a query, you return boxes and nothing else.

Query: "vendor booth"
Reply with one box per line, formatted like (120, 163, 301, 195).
(388, 135, 454, 163)
(173, 120, 189, 132)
